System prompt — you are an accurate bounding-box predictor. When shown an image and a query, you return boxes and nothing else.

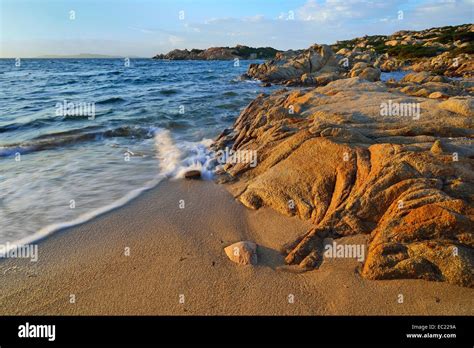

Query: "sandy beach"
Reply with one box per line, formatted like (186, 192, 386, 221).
(0, 179, 472, 315)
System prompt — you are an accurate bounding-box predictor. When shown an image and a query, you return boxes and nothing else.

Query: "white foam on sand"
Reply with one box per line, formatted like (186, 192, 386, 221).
(2, 173, 165, 254)
(3, 128, 216, 251)
(154, 128, 215, 180)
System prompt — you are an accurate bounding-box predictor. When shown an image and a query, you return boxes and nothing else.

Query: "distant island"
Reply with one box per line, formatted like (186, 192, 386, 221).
(35, 53, 142, 59)
(152, 44, 280, 60)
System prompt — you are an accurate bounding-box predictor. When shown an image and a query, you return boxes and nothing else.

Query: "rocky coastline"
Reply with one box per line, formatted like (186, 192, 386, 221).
(243, 24, 473, 86)
(153, 45, 279, 60)
(212, 24, 474, 287)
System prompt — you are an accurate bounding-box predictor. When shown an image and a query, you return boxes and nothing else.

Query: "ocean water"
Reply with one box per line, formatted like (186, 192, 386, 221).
(0, 58, 280, 245)
(380, 70, 411, 82)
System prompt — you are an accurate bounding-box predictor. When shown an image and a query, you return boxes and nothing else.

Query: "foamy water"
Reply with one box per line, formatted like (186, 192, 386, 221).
(0, 58, 281, 244)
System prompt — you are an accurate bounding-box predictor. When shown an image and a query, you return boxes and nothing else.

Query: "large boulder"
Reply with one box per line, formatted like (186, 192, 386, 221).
(246, 44, 342, 84)
(349, 65, 381, 82)
(401, 71, 449, 84)
(374, 54, 403, 72)
(214, 77, 474, 287)
(385, 40, 399, 46)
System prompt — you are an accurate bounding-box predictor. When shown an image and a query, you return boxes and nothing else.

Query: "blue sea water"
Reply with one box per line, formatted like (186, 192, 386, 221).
(380, 70, 411, 82)
(0, 58, 280, 244)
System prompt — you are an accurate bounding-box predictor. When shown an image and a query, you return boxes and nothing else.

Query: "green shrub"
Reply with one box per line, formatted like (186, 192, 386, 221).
(452, 42, 474, 55)
(387, 44, 443, 59)
(436, 30, 474, 44)
(232, 46, 279, 59)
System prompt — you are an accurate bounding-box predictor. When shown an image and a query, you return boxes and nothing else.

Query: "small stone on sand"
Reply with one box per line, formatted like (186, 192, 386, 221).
(184, 170, 201, 179)
(224, 241, 258, 265)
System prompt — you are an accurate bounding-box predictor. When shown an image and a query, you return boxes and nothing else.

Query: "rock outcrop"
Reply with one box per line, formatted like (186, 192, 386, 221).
(153, 45, 279, 60)
(348, 62, 381, 82)
(214, 77, 474, 287)
(384, 71, 473, 100)
(331, 23, 473, 77)
(411, 52, 474, 78)
(245, 44, 343, 85)
(243, 23, 472, 86)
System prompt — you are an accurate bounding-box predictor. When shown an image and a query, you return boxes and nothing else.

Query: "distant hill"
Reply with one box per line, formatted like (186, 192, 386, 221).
(35, 53, 143, 59)
(153, 45, 280, 60)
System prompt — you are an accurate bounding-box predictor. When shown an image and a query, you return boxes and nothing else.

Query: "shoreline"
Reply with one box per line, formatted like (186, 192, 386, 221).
(0, 67, 432, 254)
(0, 179, 472, 315)
(0, 175, 167, 254)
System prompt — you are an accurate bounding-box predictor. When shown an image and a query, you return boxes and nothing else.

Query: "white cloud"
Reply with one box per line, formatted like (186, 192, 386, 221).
(128, 26, 156, 34)
(407, 0, 474, 29)
(243, 14, 265, 22)
(150, 0, 472, 54)
(3, 0, 472, 57)
(297, 0, 402, 23)
(168, 35, 184, 46)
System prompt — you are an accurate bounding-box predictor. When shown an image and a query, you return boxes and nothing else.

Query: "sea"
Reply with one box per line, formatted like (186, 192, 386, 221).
(0, 58, 403, 246)
(0, 58, 284, 245)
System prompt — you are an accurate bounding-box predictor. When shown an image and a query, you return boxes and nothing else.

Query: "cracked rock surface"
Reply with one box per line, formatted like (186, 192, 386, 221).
(213, 77, 474, 287)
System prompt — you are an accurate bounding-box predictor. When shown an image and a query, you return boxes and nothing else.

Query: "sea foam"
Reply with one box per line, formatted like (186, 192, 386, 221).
(154, 128, 215, 180)
(3, 128, 217, 248)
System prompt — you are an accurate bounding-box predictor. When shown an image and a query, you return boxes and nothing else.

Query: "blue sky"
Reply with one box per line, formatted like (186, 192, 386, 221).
(1, 0, 473, 57)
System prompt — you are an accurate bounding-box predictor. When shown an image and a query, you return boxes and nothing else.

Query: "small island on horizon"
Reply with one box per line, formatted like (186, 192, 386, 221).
(34, 53, 144, 59)
(152, 44, 281, 60)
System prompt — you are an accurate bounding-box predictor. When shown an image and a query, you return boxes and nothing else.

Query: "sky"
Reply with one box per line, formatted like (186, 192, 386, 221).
(0, 0, 473, 58)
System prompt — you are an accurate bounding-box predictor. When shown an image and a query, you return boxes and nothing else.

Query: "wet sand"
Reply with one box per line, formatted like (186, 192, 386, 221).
(0, 179, 472, 315)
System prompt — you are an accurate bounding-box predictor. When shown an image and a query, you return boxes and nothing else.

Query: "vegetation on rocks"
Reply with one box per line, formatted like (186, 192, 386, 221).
(153, 45, 279, 60)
